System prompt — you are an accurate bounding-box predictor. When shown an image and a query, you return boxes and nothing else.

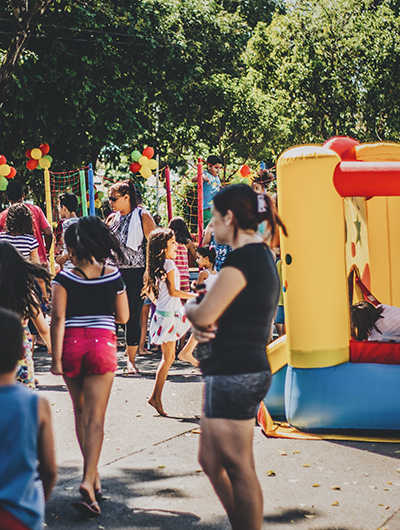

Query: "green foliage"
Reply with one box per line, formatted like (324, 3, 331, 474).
(245, 0, 400, 151)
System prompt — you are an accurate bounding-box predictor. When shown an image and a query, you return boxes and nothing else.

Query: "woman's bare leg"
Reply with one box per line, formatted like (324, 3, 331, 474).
(199, 416, 264, 530)
(64, 372, 115, 507)
(177, 334, 199, 367)
(148, 341, 175, 416)
(138, 304, 151, 354)
(127, 345, 139, 373)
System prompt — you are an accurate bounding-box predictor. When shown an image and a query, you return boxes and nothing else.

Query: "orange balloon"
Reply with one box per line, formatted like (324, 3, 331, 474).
(142, 146, 154, 159)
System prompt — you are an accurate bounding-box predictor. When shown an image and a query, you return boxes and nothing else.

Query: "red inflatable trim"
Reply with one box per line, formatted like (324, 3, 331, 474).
(349, 339, 400, 364)
(323, 136, 359, 161)
(334, 161, 400, 197)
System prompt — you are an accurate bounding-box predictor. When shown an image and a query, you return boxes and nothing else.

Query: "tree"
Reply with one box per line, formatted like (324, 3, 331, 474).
(0, 0, 54, 106)
(245, 0, 400, 153)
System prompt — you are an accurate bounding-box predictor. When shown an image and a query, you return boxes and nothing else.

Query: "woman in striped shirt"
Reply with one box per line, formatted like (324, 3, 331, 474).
(0, 203, 39, 262)
(51, 216, 129, 517)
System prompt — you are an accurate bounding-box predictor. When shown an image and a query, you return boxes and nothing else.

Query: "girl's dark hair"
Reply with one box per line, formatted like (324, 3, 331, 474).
(0, 241, 51, 319)
(110, 179, 137, 211)
(198, 245, 216, 267)
(5, 203, 34, 236)
(64, 216, 125, 264)
(213, 184, 287, 242)
(0, 308, 24, 373)
(142, 228, 174, 300)
(350, 301, 384, 341)
(168, 216, 192, 244)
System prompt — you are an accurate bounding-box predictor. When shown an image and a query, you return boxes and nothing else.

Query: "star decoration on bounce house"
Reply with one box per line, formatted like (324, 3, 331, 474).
(0, 155, 17, 191)
(25, 143, 53, 170)
(129, 146, 158, 179)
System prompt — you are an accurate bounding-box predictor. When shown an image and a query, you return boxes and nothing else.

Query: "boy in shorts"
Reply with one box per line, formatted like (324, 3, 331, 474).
(0, 308, 57, 529)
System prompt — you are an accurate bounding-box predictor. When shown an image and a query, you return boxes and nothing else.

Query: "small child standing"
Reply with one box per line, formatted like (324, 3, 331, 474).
(0, 308, 56, 530)
(56, 192, 79, 271)
(193, 246, 218, 291)
(143, 228, 197, 416)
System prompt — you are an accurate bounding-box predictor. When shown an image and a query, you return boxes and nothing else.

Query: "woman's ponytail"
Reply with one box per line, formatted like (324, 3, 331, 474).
(256, 193, 287, 241)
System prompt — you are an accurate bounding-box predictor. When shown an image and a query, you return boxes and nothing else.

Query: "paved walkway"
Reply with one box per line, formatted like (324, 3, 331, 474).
(33, 347, 400, 530)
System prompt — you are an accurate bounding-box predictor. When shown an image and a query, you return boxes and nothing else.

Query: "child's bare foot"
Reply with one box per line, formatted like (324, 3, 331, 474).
(148, 396, 167, 416)
(79, 483, 98, 508)
(127, 360, 140, 374)
(178, 350, 199, 368)
(138, 348, 151, 355)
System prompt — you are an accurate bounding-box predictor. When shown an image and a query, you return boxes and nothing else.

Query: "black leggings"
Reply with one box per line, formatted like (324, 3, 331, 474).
(120, 268, 145, 346)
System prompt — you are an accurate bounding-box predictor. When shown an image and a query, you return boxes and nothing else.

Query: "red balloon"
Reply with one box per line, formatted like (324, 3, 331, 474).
(129, 162, 141, 173)
(240, 165, 251, 177)
(39, 143, 50, 156)
(25, 149, 32, 159)
(0, 155, 6, 165)
(26, 159, 39, 170)
(142, 147, 154, 159)
(6, 167, 16, 179)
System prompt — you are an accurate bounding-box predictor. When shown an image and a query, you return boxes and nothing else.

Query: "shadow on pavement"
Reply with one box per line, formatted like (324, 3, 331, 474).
(327, 439, 400, 460)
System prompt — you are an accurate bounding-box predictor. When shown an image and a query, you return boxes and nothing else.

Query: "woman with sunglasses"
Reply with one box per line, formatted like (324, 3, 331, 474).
(108, 180, 156, 373)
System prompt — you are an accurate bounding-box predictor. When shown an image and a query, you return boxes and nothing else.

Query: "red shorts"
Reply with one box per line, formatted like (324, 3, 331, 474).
(62, 328, 117, 378)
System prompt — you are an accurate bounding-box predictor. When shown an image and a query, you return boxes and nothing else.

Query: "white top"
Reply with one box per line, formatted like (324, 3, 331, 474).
(155, 259, 182, 313)
(203, 270, 218, 290)
(368, 304, 400, 342)
(62, 217, 79, 270)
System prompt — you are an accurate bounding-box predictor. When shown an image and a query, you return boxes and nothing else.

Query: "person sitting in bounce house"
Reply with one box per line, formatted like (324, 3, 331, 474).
(351, 301, 400, 342)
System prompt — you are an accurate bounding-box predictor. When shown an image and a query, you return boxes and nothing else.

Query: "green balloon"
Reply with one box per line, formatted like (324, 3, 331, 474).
(131, 150, 141, 162)
(43, 155, 53, 163)
(0, 176, 8, 191)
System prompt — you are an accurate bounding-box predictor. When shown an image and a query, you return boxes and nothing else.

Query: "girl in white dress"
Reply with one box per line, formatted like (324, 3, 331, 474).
(143, 228, 196, 416)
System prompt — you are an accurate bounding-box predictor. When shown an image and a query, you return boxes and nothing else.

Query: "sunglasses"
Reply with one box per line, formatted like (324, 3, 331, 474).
(108, 196, 121, 203)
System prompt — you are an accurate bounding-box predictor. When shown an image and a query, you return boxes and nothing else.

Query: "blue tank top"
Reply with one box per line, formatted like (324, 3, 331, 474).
(0, 385, 44, 530)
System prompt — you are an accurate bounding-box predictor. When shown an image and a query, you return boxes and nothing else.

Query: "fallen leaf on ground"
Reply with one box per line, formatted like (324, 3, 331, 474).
(312, 483, 320, 488)
(331, 501, 339, 506)
(64, 487, 74, 490)
(331, 486, 341, 490)
(267, 470, 276, 476)
(302, 463, 310, 467)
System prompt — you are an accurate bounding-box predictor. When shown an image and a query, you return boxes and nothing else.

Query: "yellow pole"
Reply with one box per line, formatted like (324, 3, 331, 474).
(44, 168, 54, 274)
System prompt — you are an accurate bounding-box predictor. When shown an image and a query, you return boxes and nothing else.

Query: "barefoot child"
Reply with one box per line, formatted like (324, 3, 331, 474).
(143, 228, 197, 416)
(0, 308, 56, 529)
(51, 216, 129, 517)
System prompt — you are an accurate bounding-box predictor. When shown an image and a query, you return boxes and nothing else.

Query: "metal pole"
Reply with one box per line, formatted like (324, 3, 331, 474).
(197, 158, 203, 245)
(44, 168, 54, 274)
(88, 163, 95, 215)
(165, 165, 172, 222)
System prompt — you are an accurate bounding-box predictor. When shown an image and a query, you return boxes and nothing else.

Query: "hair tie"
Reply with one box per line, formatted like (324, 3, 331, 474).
(257, 194, 267, 213)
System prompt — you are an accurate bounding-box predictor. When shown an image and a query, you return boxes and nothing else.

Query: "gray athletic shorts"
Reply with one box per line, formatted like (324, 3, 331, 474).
(203, 371, 271, 420)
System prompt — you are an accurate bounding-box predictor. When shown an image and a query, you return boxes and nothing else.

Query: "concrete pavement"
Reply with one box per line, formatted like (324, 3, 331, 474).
(33, 347, 400, 530)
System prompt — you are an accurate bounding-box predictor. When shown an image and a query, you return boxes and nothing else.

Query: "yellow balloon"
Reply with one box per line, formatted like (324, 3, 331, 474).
(148, 159, 158, 170)
(0, 164, 10, 176)
(38, 157, 51, 169)
(95, 199, 101, 209)
(139, 156, 149, 167)
(31, 148, 42, 160)
(140, 166, 152, 179)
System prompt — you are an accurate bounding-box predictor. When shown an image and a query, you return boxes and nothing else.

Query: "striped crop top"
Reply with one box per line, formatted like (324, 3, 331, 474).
(52, 268, 125, 331)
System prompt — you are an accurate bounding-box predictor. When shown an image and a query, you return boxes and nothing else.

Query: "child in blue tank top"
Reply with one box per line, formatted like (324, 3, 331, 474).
(0, 308, 56, 530)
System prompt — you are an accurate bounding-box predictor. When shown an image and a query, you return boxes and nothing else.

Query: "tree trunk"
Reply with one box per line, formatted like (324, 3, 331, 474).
(0, 0, 54, 107)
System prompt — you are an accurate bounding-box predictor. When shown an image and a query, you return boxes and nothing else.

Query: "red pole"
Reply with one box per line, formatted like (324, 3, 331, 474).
(165, 165, 172, 222)
(197, 157, 203, 245)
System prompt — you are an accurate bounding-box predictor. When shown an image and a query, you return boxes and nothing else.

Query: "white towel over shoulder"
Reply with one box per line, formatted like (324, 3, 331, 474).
(126, 208, 144, 251)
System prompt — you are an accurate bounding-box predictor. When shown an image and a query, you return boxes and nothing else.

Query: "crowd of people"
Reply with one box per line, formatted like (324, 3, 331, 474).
(0, 163, 290, 529)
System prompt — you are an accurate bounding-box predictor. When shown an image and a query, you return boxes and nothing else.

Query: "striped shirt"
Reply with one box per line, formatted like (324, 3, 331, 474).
(0, 233, 39, 259)
(52, 268, 125, 331)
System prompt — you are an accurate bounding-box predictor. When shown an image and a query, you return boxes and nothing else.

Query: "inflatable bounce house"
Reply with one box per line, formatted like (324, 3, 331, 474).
(260, 136, 400, 435)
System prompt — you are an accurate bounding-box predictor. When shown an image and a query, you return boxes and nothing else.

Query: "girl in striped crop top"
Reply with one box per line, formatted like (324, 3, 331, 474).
(50, 216, 129, 517)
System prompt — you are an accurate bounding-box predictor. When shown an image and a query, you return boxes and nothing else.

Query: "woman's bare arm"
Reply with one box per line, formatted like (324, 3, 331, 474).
(185, 266, 246, 330)
(37, 396, 57, 501)
(115, 290, 130, 323)
(50, 283, 67, 374)
(142, 211, 156, 240)
(166, 268, 196, 300)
